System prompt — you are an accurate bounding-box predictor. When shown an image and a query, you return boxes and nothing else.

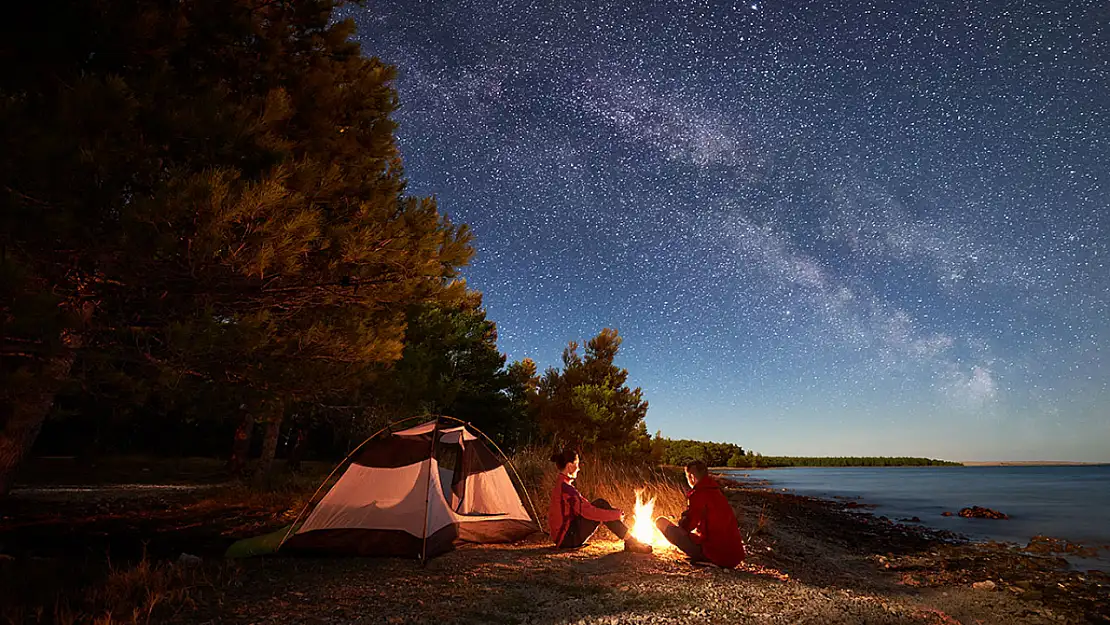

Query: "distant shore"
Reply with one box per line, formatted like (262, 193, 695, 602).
(961, 461, 1110, 467)
(715, 461, 1109, 469)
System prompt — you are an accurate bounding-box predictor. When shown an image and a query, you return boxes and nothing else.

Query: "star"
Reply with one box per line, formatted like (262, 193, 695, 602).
(339, 0, 1110, 462)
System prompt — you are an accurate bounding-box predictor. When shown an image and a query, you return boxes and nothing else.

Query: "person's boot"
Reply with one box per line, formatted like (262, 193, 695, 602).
(623, 537, 653, 554)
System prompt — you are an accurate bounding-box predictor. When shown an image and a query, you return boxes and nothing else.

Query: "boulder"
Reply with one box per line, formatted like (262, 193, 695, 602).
(972, 580, 997, 591)
(958, 506, 1009, 520)
(1025, 535, 1100, 557)
(177, 553, 202, 567)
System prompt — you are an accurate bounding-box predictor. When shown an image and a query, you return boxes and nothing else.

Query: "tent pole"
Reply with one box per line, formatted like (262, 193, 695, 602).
(276, 414, 429, 551)
(419, 416, 441, 567)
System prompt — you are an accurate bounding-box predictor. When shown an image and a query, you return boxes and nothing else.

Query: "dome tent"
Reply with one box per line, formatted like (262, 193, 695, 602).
(264, 416, 539, 562)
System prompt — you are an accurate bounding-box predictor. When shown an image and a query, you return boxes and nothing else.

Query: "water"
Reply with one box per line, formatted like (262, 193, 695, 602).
(721, 465, 1110, 571)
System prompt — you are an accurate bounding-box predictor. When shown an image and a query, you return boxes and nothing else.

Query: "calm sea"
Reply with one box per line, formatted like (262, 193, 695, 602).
(720, 465, 1110, 571)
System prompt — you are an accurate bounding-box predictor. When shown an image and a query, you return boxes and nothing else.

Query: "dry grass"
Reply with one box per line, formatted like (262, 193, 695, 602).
(83, 556, 236, 625)
(749, 501, 771, 540)
(0, 554, 237, 625)
(508, 448, 689, 530)
(192, 469, 326, 516)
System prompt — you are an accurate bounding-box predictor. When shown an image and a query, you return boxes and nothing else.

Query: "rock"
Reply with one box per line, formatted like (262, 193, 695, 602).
(1026, 535, 1059, 554)
(1025, 535, 1100, 557)
(942, 511, 954, 517)
(1087, 570, 1110, 582)
(899, 517, 922, 523)
(958, 506, 1009, 520)
(972, 580, 997, 591)
(177, 553, 202, 566)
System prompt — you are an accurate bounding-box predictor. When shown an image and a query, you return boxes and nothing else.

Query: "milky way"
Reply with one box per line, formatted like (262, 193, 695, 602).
(342, 0, 1109, 460)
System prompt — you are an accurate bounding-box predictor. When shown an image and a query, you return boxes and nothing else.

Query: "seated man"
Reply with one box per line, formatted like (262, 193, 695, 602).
(655, 460, 746, 568)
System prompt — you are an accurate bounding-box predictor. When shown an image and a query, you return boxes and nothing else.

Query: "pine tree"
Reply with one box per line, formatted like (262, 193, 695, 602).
(536, 328, 649, 454)
(0, 0, 472, 492)
(506, 358, 540, 446)
(374, 297, 535, 449)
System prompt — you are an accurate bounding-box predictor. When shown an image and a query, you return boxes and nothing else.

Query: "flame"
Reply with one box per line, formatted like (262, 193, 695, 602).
(631, 489, 657, 545)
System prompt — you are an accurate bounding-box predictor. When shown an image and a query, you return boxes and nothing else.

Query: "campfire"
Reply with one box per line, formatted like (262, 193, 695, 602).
(630, 489, 670, 549)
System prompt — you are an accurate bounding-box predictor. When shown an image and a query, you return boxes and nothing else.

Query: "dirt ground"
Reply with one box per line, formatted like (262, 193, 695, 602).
(1, 464, 1107, 625)
(166, 482, 1105, 625)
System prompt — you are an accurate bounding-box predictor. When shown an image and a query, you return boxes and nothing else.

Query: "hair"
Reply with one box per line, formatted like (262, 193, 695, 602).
(550, 448, 579, 469)
(684, 460, 708, 479)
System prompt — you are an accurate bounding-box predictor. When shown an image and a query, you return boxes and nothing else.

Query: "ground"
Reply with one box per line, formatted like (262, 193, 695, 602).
(1, 459, 1107, 624)
(179, 537, 1069, 625)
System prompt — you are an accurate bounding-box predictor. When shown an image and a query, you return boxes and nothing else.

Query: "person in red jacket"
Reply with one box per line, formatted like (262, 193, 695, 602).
(548, 448, 652, 553)
(655, 460, 746, 568)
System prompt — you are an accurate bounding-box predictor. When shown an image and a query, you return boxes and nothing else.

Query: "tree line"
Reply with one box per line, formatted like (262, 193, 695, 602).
(645, 439, 960, 469)
(731, 455, 962, 468)
(0, 0, 651, 494)
(651, 436, 745, 468)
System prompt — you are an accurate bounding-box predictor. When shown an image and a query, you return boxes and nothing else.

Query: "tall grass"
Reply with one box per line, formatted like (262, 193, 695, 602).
(0, 555, 236, 625)
(509, 448, 689, 531)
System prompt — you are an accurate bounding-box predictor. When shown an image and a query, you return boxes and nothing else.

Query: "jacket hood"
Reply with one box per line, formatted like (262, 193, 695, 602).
(687, 474, 720, 496)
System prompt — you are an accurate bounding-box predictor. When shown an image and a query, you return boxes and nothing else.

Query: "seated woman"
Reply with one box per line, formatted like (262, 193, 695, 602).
(655, 460, 746, 568)
(548, 448, 652, 554)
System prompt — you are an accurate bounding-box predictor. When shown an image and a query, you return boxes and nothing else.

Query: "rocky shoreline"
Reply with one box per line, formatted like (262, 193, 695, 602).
(718, 475, 1110, 624)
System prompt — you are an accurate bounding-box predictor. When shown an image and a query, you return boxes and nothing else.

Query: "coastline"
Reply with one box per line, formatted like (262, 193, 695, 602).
(715, 474, 1109, 624)
(717, 465, 1110, 561)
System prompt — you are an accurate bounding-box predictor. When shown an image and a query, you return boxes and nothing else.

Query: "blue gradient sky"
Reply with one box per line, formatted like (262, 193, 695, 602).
(343, 0, 1109, 461)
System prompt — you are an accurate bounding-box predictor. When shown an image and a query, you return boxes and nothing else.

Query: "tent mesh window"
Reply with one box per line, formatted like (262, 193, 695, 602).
(435, 436, 465, 510)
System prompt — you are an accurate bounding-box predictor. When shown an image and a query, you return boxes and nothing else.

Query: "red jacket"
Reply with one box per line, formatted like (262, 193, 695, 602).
(679, 475, 746, 568)
(548, 474, 621, 545)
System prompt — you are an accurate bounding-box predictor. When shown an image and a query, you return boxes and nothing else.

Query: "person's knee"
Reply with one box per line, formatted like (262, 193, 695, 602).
(654, 516, 673, 532)
(591, 498, 612, 509)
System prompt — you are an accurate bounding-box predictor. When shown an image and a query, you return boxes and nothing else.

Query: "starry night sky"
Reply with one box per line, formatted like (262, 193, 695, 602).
(341, 0, 1109, 461)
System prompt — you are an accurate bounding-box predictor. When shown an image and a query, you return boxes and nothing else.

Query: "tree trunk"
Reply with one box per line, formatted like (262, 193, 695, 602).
(287, 423, 306, 472)
(0, 349, 77, 496)
(253, 401, 284, 487)
(228, 411, 255, 477)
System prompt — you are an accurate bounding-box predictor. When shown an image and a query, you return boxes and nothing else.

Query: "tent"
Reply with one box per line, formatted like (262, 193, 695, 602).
(234, 417, 538, 561)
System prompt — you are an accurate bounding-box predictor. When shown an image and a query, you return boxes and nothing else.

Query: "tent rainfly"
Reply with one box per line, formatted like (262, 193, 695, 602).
(278, 418, 538, 561)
